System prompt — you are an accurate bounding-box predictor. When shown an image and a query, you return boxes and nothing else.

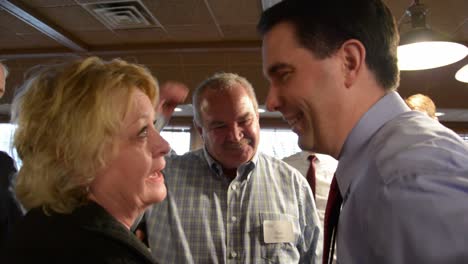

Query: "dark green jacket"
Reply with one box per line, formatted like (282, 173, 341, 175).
(1, 201, 156, 264)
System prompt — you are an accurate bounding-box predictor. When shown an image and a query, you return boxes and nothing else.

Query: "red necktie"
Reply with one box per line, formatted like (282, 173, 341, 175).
(306, 155, 317, 199)
(323, 176, 343, 264)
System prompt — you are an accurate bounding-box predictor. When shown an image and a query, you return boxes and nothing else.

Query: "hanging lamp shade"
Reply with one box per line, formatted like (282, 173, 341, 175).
(455, 64, 468, 83)
(397, 1, 468, 71)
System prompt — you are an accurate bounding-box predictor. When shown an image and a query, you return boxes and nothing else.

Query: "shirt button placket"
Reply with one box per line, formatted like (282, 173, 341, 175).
(228, 181, 240, 262)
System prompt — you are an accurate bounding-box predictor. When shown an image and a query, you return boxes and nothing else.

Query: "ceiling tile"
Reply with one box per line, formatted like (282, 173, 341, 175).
(130, 53, 182, 66)
(165, 24, 221, 41)
(220, 24, 260, 40)
(206, 0, 262, 25)
(0, 31, 62, 50)
(143, 0, 213, 25)
(147, 65, 188, 85)
(114, 28, 169, 43)
(0, 10, 39, 34)
(226, 51, 262, 66)
(72, 30, 120, 46)
(14, 32, 65, 48)
(453, 22, 468, 41)
(37, 5, 107, 31)
(181, 52, 228, 66)
(23, 0, 77, 7)
(184, 65, 228, 87)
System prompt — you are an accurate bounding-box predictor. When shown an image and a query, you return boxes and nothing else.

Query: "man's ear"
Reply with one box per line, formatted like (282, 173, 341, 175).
(340, 39, 366, 89)
(193, 119, 203, 138)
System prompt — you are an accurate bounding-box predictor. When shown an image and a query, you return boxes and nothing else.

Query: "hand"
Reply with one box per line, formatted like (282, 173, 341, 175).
(156, 81, 189, 119)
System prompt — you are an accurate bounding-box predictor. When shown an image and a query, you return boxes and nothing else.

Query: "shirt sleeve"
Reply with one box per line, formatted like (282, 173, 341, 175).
(366, 170, 468, 263)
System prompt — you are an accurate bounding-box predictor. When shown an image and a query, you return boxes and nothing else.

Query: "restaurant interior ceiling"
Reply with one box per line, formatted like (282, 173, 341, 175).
(0, 0, 467, 124)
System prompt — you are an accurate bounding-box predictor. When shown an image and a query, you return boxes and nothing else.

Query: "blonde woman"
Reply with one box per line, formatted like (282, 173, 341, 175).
(404, 93, 438, 120)
(2, 57, 169, 263)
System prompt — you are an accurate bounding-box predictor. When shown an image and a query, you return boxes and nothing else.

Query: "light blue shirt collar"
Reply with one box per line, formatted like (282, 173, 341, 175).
(202, 146, 258, 181)
(336, 91, 410, 197)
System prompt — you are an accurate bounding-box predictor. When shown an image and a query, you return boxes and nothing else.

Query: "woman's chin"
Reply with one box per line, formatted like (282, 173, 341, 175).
(147, 187, 167, 204)
(142, 174, 167, 205)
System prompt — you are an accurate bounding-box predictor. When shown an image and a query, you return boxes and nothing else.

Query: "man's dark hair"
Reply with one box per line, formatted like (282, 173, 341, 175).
(258, 0, 400, 91)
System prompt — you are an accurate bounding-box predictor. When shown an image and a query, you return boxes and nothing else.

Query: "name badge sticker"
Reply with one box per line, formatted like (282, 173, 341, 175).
(263, 220, 295, 244)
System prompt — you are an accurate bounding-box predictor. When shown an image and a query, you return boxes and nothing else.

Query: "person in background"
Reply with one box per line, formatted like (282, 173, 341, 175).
(0, 61, 24, 250)
(0, 61, 8, 98)
(405, 93, 438, 120)
(1, 56, 170, 264)
(0, 151, 22, 250)
(258, 0, 468, 263)
(153, 80, 190, 131)
(145, 72, 322, 263)
(282, 151, 337, 225)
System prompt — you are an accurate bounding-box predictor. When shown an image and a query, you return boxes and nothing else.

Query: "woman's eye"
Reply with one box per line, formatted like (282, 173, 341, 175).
(138, 126, 149, 138)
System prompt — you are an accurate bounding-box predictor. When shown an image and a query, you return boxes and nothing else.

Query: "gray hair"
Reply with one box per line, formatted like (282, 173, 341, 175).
(192, 72, 258, 125)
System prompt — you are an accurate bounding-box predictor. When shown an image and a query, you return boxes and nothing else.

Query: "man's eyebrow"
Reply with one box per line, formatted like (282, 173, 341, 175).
(238, 113, 252, 121)
(209, 120, 224, 127)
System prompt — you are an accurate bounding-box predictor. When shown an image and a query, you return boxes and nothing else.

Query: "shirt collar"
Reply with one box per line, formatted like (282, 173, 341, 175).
(202, 146, 258, 181)
(336, 91, 410, 197)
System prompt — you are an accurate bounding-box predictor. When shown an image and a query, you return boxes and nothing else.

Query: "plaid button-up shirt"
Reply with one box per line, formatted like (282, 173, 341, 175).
(146, 148, 322, 263)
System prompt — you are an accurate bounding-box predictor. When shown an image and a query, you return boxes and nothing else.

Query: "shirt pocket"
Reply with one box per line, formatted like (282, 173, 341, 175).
(256, 212, 301, 263)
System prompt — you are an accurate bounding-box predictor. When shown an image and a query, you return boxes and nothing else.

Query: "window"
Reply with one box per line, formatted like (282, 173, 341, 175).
(2, 123, 466, 167)
(0, 124, 193, 167)
(259, 128, 301, 159)
(161, 126, 191, 155)
(459, 133, 468, 143)
(0, 123, 21, 167)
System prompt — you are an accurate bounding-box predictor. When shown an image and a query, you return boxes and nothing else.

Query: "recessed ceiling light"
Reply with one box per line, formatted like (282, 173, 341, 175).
(258, 108, 266, 113)
(435, 112, 445, 117)
(174, 107, 182, 112)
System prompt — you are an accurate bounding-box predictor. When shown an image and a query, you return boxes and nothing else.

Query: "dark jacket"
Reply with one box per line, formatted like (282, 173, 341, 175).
(0, 151, 23, 250)
(1, 201, 156, 264)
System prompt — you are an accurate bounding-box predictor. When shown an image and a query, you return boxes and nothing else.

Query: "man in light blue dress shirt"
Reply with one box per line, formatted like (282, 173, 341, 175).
(258, 0, 468, 263)
(145, 73, 322, 263)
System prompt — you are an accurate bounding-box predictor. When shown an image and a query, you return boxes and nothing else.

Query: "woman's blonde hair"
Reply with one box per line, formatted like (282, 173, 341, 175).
(12, 56, 158, 214)
(404, 93, 437, 119)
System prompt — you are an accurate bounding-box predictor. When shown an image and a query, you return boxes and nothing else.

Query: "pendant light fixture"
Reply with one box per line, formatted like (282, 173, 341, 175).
(397, 1, 468, 71)
(455, 64, 468, 83)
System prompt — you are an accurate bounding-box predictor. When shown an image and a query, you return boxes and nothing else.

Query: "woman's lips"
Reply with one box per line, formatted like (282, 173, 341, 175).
(147, 170, 164, 183)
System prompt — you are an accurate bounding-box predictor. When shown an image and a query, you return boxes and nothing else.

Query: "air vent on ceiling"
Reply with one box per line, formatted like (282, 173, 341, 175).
(82, 0, 161, 30)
